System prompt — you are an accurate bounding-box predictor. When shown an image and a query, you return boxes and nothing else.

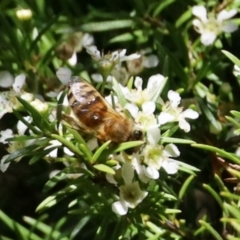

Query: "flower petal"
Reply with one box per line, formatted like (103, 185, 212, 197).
(179, 118, 191, 132)
(192, 19, 204, 33)
(158, 112, 175, 125)
(91, 73, 103, 82)
(0, 129, 14, 144)
(121, 53, 141, 62)
(125, 103, 139, 118)
(17, 116, 32, 135)
(56, 68, 72, 85)
(85, 45, 101, 60)
(120, 181, 148, 208)
(118, 49, 127, 58)
(221, 22, 238, 33)
(147, 126, 161, 145)
(200, 32, 217, 46)
(87, 138, 98, 151)
(182, 109, 199, 119)
(13, 74, 26, 93)
(144, 54, 159, 68)
(63, 147, 74, 156)
(122, 162, 134, 184)
(168, 90, 181, 107)
(147, 74, 166, 97)
(144, 166, 159, 179)
(0, 71, 14, 88)
(134, 76, 143, 91)
(162, 160, 179, 174)
(142, 101, 155, 115)
(82, 33, 94, 47)
(217, 9, 238, 22)
(192, 6, 208, 22)
(0, 155, 11, 172)
(68, 52, 77, 66)
(105, 94, 118, 106)
(233, 64, 240, 77)
(165, 144, 180, 157)
(106, 172, 118, 185)
(112, 200, 128, 215)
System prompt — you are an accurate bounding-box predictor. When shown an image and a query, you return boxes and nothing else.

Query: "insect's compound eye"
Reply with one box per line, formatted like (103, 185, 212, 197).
(133, 130, 143, 140)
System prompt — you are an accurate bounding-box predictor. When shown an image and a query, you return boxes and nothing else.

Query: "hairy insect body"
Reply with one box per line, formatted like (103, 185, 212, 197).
(67, 78, 139, 143)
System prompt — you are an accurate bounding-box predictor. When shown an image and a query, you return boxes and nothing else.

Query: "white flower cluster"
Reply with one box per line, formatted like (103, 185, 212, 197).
(103, 75, 199, 215)
(0, 47, 199, 215)
(0, 73, 48, 119)
(55, 67, 199, 215)
(0, 72, 49, 172)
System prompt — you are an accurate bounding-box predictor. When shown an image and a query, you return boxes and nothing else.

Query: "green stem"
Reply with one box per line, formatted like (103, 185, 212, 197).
(100, 74, 107, 95)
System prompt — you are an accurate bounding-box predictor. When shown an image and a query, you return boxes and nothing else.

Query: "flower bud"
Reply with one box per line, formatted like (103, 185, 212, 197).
(16, 9, 32, 21)
(56, 43, 74, 60)
(209, 120, 222, 134)
(31, 99, 48, 113)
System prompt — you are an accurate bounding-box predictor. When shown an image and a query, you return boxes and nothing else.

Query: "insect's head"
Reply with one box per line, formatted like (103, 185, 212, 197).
(133, 129, 143, 141)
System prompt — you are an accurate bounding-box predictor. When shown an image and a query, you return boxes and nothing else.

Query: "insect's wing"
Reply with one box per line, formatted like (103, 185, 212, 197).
(62, 113, 98, 137)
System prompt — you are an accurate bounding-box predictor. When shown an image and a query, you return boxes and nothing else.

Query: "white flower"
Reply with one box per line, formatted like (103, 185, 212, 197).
(125, 101, 158, 132)
(192, 6, 238, 45)
(142, 143, 180, 174)
(0, 74, 29, 119)
(158, 90, 199, 132)
(0, 73, 26, 91)
(0, 127, 36, 172)
(120, 74, 167, 106)
(126, 49, 159, 75)
(86, 45, 141, 63)
(59, 32, 94, 66)
(85, 45, 141, 77)
(132, 153, 159, 183)
(112, 181, 148, 215)
(111, 162, 148, 215)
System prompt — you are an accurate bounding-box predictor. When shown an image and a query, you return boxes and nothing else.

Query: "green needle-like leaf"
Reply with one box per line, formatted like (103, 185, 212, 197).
(178, 175, 195, 200)
(199, 220, 223, 240)
(93, 164, 115, 174)
(92, 140, 111, 163)
(192, 143, 240, 164)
